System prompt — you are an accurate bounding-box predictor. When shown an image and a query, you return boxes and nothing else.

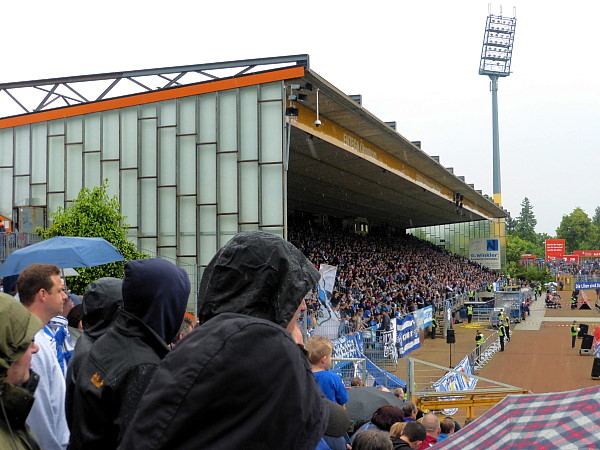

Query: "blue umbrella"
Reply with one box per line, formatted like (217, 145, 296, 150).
(0, 236, 125, 277)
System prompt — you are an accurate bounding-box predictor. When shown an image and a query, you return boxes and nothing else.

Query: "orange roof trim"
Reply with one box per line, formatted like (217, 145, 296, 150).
(0, 66, 305, 129)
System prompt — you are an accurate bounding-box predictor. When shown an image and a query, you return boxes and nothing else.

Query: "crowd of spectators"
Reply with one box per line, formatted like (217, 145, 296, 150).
(289, 224, 500, 337)
(1, 228, 501, 449)
(548, 260, 600, 277)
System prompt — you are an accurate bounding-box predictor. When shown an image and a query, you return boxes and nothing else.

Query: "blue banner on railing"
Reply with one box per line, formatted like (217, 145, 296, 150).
(414, 306, 433, 328)
(432, 356, 478, 415)
(396, 315, 420, 357)
(575, 281, 600, 289)
(332, 333, 364, 359)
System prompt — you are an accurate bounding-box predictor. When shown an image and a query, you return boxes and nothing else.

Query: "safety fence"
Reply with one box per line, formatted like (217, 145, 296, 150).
(407, 356, 528, 423)
(404, 331, 500, 402)
(469, 333, 500, 372)
(0, 232, 41, 263)
(331, 357, 367, 385)
(305, 293, 475, 369)
(404, 331, 517, 424)
(0, 234, 199, 315)
(300, 292, 488, 391)
(573, 275, 600, 282)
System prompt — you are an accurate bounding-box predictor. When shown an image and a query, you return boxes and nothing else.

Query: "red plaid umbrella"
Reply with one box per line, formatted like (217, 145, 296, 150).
(435, 386, 600, 449)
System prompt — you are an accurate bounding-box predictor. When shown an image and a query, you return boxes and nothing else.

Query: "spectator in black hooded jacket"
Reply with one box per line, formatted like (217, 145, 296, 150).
(65, 277, 122, 431)
(120, 231, 329, 450)
(69, 259, 190, 450)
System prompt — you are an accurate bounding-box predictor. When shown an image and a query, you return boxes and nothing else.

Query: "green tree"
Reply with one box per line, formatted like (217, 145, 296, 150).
(593, 207, 600, 248)
(555, 207, 600, 253)
(505, 216, 517, 235)
(522, 264, 552, 283)
(504, 258, 551, 283)
(506, 235, 539, 264)
(536, 232, 552, 246)
(593, 207, 600, 227)
(38, 181, 146, 294)
(532, 232, 551, 257)
(513, 197, 537, 243)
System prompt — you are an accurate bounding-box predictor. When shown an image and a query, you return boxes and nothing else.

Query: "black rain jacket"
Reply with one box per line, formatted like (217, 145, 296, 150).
(70, 259, 190, 450)
(119, 231, 328, 450)
(65, 277, 123, 430)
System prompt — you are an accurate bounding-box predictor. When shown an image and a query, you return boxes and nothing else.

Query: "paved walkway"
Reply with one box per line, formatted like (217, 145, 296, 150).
(515, 294, 600, 331)
(513, 296, 546, 330)
(476, 290, 600, 394)
(394, 290, 600, 398)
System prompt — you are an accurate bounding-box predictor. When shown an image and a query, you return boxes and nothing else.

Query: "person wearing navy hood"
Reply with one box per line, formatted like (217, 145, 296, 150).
(120, 231, 330, 450)
(69, 259, 190, 450)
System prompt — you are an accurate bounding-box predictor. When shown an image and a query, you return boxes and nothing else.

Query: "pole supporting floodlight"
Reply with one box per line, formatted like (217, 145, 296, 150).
(479, 10, 516, 207)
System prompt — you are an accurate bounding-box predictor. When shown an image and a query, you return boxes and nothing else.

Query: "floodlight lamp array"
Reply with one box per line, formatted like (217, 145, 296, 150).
(478, 14, 516, 77)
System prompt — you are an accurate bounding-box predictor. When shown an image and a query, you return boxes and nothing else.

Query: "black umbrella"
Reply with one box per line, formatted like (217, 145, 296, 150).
(346, 386, 404, 429)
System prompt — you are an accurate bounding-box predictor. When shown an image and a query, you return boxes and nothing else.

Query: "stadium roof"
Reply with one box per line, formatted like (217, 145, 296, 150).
(0, 54, 508, 229)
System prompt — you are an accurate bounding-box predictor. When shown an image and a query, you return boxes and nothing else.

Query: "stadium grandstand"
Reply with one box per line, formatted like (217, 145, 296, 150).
(0, 54, 513, 413)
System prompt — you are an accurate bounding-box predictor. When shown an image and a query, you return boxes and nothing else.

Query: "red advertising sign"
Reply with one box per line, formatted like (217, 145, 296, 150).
(562, 255, 580, 263)
(573, 250, 600, 258)
(545, 239, 566, 260)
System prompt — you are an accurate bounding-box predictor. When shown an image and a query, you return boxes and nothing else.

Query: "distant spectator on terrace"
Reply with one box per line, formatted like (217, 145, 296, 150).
(306, 336, 348, 407)
(288, 223, 500, 339)
(351, 377, 364, 387)
(351, 405, 404, 443)
(352, 430, 393, 450)
(437, 417, 455, 442)
(390, 421, 426, 450)
(392, 387, 404, 400)
(417, 413, 440, 449)
(401, 402, 418, 422)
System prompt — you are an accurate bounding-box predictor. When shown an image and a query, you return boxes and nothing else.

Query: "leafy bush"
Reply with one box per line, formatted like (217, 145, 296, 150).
(37, 181, 146, 294)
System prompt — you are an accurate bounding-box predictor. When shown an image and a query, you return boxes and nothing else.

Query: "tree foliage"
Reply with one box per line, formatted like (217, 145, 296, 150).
(505, 216, 517, 235)
(506, 235, 542, 263)
(555, 207, 600, 254)
(37, 181, 146, 294)
(592, 207, 600, 229)
(504, 260, 552, 283)
(537, 232, 551, 245)
(505, 198, 545, 263)
(503, 198, 553, 283)
(513, 197, 537, 243)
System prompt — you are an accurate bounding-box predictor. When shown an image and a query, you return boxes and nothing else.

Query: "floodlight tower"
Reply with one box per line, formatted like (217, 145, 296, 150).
(479, 9, 516, 207)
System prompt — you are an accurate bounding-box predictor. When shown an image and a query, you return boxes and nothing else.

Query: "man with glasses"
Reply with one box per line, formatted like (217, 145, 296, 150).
(17, 263, 70, 450)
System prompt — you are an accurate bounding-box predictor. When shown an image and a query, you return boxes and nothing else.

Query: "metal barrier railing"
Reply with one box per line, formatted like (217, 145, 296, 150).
(573, 275, 600, 282)
(0, 234, 199, 316)
(0, 232, 42, 263)
(469, 332, 499, 371)
(407, 357, 529, 422)
(331, 357, 368, 386)
(306, 290, 485, 367)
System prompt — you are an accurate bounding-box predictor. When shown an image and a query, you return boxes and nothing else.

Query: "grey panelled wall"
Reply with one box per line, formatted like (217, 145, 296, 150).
(0, 81, 287, 274)
(408, 220, 492, 258)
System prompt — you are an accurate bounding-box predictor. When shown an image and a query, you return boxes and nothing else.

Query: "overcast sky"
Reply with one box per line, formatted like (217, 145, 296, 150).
(2, 1, 599, 235)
